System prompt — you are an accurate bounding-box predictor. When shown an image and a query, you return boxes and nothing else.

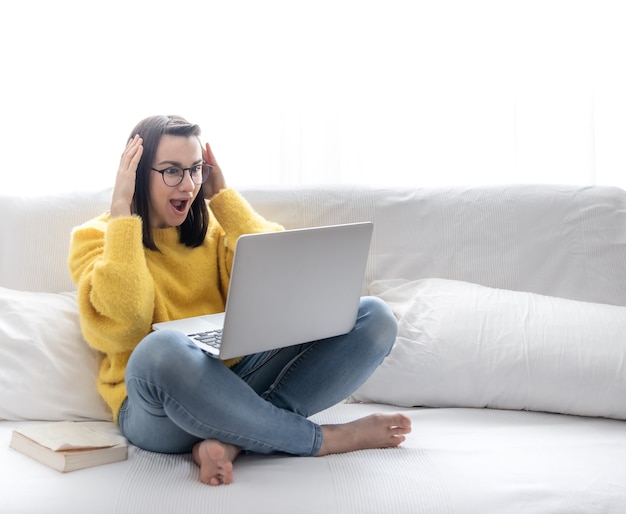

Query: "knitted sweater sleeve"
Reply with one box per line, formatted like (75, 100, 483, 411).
(68, 214, 155, 355)
(208, 188, 284, 291)
(209, 188, 283, 246)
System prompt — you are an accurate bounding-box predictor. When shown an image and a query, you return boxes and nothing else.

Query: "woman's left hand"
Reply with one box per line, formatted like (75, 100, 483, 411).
(202, 141, 227, 199)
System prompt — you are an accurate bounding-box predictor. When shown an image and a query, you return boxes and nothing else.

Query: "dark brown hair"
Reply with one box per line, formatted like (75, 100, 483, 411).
(129, 115, 209, 251)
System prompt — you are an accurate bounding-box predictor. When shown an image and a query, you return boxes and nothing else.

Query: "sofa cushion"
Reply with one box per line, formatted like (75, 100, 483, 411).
(0, 287, 111, 421)
(352, 278, 626, 420)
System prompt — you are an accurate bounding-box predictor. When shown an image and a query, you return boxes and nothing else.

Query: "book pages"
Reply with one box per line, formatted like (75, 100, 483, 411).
(15, 421, 117, 451)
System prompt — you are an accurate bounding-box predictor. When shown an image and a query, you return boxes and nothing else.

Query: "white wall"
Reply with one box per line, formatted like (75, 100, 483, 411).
(1, 0, 624, 195)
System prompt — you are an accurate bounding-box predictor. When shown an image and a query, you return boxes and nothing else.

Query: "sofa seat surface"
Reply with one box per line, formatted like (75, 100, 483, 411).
(3, 402, 626, 514)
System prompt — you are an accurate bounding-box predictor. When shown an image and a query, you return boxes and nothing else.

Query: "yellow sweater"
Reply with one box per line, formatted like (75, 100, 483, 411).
(68, 188, 283, 422)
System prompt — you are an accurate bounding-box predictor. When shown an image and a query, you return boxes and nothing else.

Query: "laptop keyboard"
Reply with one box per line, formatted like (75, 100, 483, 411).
(188, 329, 223, 350)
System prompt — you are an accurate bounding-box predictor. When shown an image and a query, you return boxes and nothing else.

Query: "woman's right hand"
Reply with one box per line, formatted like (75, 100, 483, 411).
(110, 135, 143, 217)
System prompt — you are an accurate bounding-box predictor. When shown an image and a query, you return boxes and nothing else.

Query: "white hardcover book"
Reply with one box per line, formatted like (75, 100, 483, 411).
(10, 421, 128, 472)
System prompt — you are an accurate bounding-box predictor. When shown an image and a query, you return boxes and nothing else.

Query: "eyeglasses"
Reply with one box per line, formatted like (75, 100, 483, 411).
(151, 163, 213, 187)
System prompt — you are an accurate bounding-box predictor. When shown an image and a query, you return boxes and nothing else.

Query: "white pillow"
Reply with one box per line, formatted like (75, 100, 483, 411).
(0, 287, 112, 421)
(352, 278, 626, 420)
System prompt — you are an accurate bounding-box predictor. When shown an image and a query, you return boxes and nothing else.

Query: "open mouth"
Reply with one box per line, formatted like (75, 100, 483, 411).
(170, 199, 189, 214)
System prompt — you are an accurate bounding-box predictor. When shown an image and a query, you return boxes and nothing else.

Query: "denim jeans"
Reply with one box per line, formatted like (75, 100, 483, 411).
(118, 296, 396, 456)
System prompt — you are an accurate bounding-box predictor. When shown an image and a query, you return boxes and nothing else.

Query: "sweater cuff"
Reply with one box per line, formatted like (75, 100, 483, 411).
(103, 215, 144, 260)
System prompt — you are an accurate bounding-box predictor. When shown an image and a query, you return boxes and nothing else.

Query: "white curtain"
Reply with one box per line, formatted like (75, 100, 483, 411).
(1, 0, 624, 195)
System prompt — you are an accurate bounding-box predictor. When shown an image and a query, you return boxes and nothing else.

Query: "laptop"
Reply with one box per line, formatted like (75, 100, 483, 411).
(152, 221, 373, 360)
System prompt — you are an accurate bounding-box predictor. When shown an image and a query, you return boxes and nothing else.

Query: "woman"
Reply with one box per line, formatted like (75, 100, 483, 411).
(69, 115, 411, 486)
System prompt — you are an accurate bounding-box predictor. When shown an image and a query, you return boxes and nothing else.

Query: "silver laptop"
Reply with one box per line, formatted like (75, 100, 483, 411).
(152, 222, 373, 360)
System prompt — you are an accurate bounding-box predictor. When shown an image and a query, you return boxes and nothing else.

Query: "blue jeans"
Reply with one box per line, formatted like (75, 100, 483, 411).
(118, 296, 396, 456)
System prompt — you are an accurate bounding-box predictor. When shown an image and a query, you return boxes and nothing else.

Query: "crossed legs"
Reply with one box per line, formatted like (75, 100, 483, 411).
(120, 296, 411, 485)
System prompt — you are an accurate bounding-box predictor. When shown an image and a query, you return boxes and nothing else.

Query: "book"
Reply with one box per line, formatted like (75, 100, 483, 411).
(9, 421, 128, 473)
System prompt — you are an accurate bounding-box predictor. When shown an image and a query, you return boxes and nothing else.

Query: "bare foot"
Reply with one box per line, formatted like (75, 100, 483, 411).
(317, 413, 412, 456)
(192, 439, 240, 485)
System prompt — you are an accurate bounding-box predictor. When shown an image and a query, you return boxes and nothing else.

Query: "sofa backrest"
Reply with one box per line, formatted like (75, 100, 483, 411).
(1, 184, 625, 305)
(0, 189, 114, 294)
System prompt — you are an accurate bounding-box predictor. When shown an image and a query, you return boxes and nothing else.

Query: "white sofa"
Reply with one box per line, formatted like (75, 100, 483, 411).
(2, 184, 626, 513)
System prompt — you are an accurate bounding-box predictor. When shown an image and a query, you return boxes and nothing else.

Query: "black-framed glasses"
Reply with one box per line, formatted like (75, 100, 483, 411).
(151, 163, 213, 187)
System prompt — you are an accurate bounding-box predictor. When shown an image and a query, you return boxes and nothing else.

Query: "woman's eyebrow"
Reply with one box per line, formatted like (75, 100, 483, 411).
(156, 158, 203, 167)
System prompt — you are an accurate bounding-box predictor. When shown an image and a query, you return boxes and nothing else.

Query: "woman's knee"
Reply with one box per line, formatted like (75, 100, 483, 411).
(126, 330, 196, 382)
(358, 296, 398, 353)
